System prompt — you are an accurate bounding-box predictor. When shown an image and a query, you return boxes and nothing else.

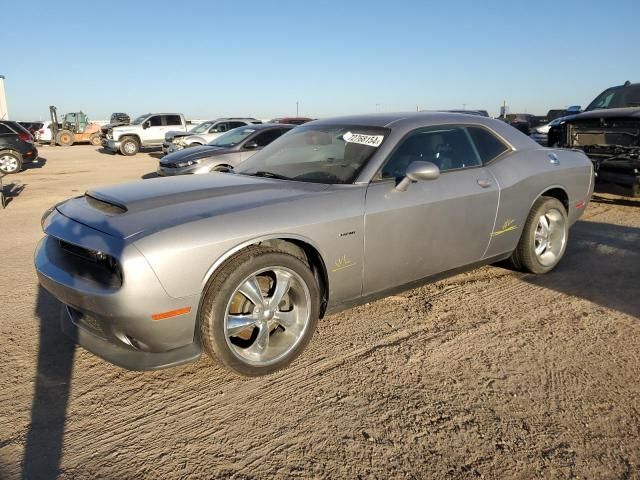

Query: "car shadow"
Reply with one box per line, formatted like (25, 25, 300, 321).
(97, 147, 116, 155)
(591, 194, 640, 208)
(141, 172, 160, 179)
(148, 152, 164, 160)
(22, 287, 76, 480)
(23, 157, 48, 170)
(1, 182, 26, 206)
(523, 220, 640, 318)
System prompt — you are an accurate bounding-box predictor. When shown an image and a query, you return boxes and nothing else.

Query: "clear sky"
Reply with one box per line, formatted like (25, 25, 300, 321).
(2, 0, 639, 121)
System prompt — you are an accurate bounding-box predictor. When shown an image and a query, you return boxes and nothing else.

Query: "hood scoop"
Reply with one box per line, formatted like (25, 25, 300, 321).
(85, 193, 127, 215)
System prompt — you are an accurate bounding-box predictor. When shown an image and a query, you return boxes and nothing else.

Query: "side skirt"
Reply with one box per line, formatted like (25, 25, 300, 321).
(324, 252, 512, 316)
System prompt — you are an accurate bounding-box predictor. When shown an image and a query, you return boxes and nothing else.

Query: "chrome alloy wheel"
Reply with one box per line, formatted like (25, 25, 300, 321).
(0, 154, 19, 173)
(534, 208, 567, 267)
(123, 141, 137, 154)
(224, 266, 311, 366)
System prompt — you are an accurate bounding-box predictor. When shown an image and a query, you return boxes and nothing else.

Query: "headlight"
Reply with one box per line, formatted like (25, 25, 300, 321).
(176, 159, 201, 168)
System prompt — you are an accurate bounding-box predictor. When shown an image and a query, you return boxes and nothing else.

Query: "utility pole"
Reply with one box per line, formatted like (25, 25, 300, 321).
(296, 101, 299, 117)
(0, 75, 8, 120)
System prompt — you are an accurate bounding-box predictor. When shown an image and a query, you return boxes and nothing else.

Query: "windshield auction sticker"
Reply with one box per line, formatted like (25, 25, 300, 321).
(343, 131, 384, 147)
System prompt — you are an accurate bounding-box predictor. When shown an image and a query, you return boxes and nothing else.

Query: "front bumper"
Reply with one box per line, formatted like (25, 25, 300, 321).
(530, 132, 548, 146)
(34, 213, 203, 370)
(162, 142, 183, 155)
(59, 304, 201, 370)
(105, 139, 120, 152)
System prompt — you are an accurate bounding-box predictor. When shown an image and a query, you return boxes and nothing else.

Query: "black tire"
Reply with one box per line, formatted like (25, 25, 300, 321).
(187, 142, 202, 148)
(509, 196, 568, 274)
(211, 164, 232, 173)
(199, 246, 320, 376)
(89, 133, 102, 146)
(56, 130, 74, 146)
(119, 136, 140, 156)
(0, 151, 22, 174)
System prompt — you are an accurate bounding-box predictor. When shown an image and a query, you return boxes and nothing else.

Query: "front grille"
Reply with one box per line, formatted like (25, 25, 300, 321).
(59, 240, 101, 262)
(68, 306, 108, 339)
(54, 239, 123, 289)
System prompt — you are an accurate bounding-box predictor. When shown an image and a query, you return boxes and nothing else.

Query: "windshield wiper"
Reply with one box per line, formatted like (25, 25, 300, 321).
(249, 171, 291, 180)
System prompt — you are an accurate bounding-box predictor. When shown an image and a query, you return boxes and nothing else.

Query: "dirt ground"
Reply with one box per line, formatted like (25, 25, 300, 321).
(0, 145, 638, 479)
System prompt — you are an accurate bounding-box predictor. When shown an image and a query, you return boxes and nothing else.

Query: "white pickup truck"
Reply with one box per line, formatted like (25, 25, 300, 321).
(104, 113, 189, 156)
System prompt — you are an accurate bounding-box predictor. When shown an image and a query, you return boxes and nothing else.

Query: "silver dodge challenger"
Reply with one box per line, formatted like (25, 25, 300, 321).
(35, 113, 593, 376)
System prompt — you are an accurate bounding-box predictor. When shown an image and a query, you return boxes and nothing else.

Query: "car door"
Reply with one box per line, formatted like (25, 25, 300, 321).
(363, 125, 500, 295)
(238, 128, 287, 163)
(162, 115, 184, 142)
(140, 115, 164, 144)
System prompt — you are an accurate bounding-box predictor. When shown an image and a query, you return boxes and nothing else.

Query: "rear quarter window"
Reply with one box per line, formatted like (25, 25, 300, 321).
(467, 126, 509, 163)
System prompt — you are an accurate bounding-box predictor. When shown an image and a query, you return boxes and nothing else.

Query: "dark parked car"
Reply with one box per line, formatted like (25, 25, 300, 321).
(549, 81, 640, 196)
(501, 114, 544, 135)
(110, 113, 130, 125)
(269, 117, 314, 125)
(158, 124, 293, 176)
(0, 121, 38, 174)
(18, 121, 44, 137)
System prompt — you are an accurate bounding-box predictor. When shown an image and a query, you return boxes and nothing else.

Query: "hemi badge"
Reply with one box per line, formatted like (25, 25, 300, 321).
(152, 307, 192, 321)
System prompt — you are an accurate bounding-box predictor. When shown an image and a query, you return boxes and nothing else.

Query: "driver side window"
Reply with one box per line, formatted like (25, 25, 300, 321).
(148, 116, 162, 127)
(381, 125, 481, 179)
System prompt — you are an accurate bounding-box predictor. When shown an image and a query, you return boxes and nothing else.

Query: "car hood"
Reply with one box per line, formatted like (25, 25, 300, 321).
(160, 145, 228, 163)
(112, 125, 141, 134)
(560, 107, 640, 123)
(56, 174, 330, 240)
(166, 130, 191, 140)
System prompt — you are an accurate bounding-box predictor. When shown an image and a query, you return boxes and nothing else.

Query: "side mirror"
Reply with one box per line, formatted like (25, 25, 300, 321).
(244, 141, 259, 149)
(142, 121, 150, 129)
(395, 161, 440, 192)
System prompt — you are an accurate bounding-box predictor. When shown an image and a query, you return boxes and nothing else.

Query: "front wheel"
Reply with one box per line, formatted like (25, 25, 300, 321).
(199, 246, 320, 376)
(119, 137, 140, 156)
(89, 133, 102, 146)
(56, 130, 74, 146)
(509, 197, 568, 274)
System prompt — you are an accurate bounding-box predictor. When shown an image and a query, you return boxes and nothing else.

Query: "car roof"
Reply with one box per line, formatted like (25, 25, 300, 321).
(242, 123, 294, 130)
(310, 112, 514, 130)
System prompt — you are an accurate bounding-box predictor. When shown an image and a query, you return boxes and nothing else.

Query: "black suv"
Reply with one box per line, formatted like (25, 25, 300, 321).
(549, 81, 640, 196)
(0, 121, 38, 174)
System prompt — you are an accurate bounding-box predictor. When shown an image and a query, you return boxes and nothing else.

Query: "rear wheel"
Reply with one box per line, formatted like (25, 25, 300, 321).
(509, 197, 568, 274)
(0, 151, 22, 174)
(119, 136, 140, 156)
(199, 246, 320, 376)
(56, 130, 74, 146)
(89, 133, 102, 146)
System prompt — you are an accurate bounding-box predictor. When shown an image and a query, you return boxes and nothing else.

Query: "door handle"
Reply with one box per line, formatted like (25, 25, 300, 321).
(477, 178, 493, 188)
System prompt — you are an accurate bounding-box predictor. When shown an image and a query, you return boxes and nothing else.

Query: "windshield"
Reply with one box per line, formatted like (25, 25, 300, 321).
(190, 121, 215, 134)
(234, 124, 388, 184)
(208, 127, 256, 147)
(586, 84, 640, 111)
(131, 114, 150, 125)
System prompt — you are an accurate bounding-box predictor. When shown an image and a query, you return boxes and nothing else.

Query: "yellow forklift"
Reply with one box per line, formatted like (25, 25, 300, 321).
(49, 106, 102, 146)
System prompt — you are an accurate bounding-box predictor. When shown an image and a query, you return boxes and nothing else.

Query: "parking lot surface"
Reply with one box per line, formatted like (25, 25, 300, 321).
(0, 145, 639, 479)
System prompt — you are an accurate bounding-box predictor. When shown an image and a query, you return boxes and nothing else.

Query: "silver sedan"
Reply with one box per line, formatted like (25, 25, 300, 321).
(35, 113, 593, 376)
(157, 124, 294, 176)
